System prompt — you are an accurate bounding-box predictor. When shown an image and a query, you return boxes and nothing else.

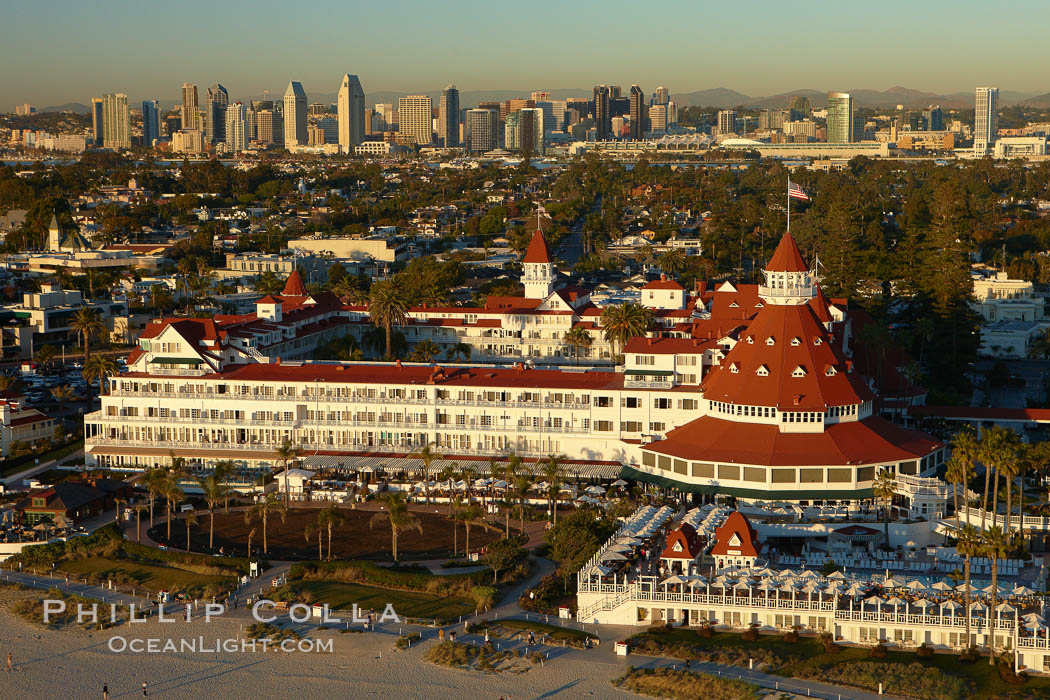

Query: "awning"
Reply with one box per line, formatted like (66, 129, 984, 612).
(618, 464, 875, 500)
(624, 369, 673, 376)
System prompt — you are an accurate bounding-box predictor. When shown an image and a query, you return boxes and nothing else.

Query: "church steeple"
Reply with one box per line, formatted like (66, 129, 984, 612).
(759, 233, 815, 306)
(48, 214, 61, 251)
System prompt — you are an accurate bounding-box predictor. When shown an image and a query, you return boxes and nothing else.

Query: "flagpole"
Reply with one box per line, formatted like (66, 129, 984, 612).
(786, 176, 791, 233)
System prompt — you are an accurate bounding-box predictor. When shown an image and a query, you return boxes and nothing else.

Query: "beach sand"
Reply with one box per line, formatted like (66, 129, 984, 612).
(0, 607, 642, 699)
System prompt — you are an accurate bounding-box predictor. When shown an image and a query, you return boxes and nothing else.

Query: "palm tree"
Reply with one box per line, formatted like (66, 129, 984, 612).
(982, 525, 1009, 665)
(317, 504, 344, 561)
(198, 475, 226, 550)
(411, 339, 440, 362)
(113, 497, 127, 524)
(872, 469, 896, 549)
(368, 279, 409, 359)
(212, 459, 236, 513)
(273, 438, 302, 508)
(49, 384, 75, 403)
(450, 495, 464, 556)
(600, 301, 652, 360)
(246, 527, 256, 559)
(412, 442, 442, 504)
(183, 511, 198, 552)
(445, 342, 472, 362)
(244, 492, 286, 555)
(305, 522, 323, 561)
(70, 307, 105, 361)
(949, 429, 980, 518)
(657, 248, 686, 276)
(34, 344, 58, 371)
(438, 463, 459, 516)
(369, 491, 422, 562)
(163, 458, 188, 542)
(999, 447, 1022, 539)
(133, 503, 146, 543)
(956, 523, 982, 653)
(143, 468, 167, 528)
(945, 454, 975, 519)
(513, 470, 532, 538)
(979, 426, 1019, 530)
(82, 355, 118, 401)
(542, 454, 566, 526)
(461, 504, 495, 556)
(562, 326, 592, 365)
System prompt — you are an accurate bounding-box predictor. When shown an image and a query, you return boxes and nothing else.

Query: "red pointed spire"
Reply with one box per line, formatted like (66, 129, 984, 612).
(281, 269, 308, 297)
(766, 233, 808, 273)
(523, 229, 552, 264)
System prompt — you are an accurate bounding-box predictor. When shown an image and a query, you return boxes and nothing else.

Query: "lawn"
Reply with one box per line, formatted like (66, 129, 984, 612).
(497, 619, 598, 644)
(57, 556, 235, 592)
(631, 627, 1050, 700)
(291, 580, 476, 620)
(0, 439, 83, 477)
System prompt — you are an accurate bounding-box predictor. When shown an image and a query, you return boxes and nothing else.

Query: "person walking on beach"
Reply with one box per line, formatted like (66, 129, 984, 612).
(142, 680, 148, 696)
(103, 683, 109, 700)
(7, 651, 12, 672)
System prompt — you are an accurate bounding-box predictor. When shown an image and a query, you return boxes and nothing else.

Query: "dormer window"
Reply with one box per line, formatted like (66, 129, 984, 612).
(790, 337, 801, 346)
(825, 365, 837, 376)
(729, 362, 740, 374)
(792, 365, 807, 377)
(746, 336, 754, 344)
(765, 336, 775, 346)
(756, 364, 770, 376)
(729, 302, 739, 308)
(813, 337, 823, 346)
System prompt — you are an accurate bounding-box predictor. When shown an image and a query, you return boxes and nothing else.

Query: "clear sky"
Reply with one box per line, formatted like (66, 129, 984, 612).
(3, 0, 1049, 110)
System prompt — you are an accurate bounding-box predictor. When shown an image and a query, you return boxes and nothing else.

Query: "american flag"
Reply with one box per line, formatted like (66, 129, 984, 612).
(788, 182, 810, 202)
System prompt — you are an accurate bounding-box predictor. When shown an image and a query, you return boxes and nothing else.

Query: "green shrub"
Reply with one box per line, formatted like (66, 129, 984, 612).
(395, 632, 421, 649)
(613, 667, 760, 700)
(802, 661, 971, 700)
(870, 643, 888, 659)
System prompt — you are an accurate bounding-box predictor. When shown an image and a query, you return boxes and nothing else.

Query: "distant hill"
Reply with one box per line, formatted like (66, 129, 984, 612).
(40, 102, 89, 114)
(667, 87, 1045, 110)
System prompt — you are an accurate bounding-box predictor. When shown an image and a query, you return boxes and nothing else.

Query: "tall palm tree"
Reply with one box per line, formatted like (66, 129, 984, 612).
(513, 470, 532, 538)
(999, 448, 1022, 539)
(450, 495, 464, 556)
(872, 469, 896, 549)
(133, 503, 146, 543)
(317, 504, 344, 561)
(70, 307, 105, 361)
(542, 454, 566, 526)
(244, 492, 285, 555)
(34, 344, 58, 370)
(956, 523, 982, 653)
(410, 340, 440, 363)
(412, 442, 442, 504)
(438, 463, 459, 516)
(601, 301, 653, 360)
(198, 474, 227, 550)
(49, 384, 75, 403)
(163, 457, 189, 542)
(369, 491, 421, 562)
(461, 504, 495, 556)
(212, 459, 236, 513)
(273, 438, 302, 508)
(657, 248, 686, 276)
(143, 468, 167, 528)
(183, 511, 198, 552)
(982, 525, 1009, 665)
(562, 326, 592, 365)
(945, 454, 975, 520)
(304, 522, 323, 561)
(979, 426, 1019, 530)
(83, 355, 118, 403)
(950, 429, 979, 516)
(368, 279, 409, 359)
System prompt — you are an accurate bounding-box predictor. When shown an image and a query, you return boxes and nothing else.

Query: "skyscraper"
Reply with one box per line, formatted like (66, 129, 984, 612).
(336, 73, 366, 153)
(438, 84, 460, 148)
(181, 83, 199, 131)
(283, 81, 308, 147)
(256, 108, 282, 146)
(142, 100, 160, 147)
(653, 86, 669, 106)
(593, 85, 611, 141)
(649, 104, 668, 134)
(975, 87, 999, 153)
(91, 98, 104, 146)
(629, 85, 646, 139)
(717, 109, 737, 136)
(923, 105, 944, 132)
(788, 95, 811, 121)
(206, 84, 229, 144)
(397, 95, 433, 145)
(225, 102, 246, 152)
(101, 93, 130, 149)
(466, 109, 499, 153)
(826, 92, 854, 143)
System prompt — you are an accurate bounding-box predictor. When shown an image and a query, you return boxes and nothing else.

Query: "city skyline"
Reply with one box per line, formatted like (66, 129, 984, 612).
(4, 0, 1050, 110)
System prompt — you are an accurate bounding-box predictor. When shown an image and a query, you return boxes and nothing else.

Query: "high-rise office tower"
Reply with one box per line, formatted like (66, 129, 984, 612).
(141, 100, 160, 147)
(653, 86, 669, 106)
(397, 95, 433, 145)
(550, 100, 567, 133)
(667, 101, 677, 127)
(101, 93, 130, 149)
(923, 105, 944, 132)
(519, 108, 543, 154)
(225, 102, 246, 152)
(593, 85, 611, 140)
(649, 104, 668, 134)
(181, 83, 199, 131)
(337, 73, 366, 153)
(629, 85, 646, 139)
(283, 81, 308, 147)
(505, 112, 520, 150)
(610, 86, 622, 99)
(789, 95, 811, 120)
(758, 109, 788, 131)
(974, 87, 999, 153)
(439, 84, 460, 147)
(826, 92, 854, 143)
(256, 108, 282, 146)
(466, 109, 499, 153)
(248, 100, 272, 142)
(717, 109, 737, 136)
(206, 84, 229, 144)
(91, 98, 104, 146)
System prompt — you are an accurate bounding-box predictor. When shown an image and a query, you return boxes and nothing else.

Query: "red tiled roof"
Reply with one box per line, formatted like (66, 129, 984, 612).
(710, 511, 760, 557)
(701, 303, 874, 410)
(643, 278, 684, 291)
(643, 415, 942, 467)
(523, 229, 553, 264)
(257, 295, 281, 304)
(766, 233, 808, 273)
(660, 523, 702, 560)
(281, 269, 308, 297)
(624, 337, 714, 354)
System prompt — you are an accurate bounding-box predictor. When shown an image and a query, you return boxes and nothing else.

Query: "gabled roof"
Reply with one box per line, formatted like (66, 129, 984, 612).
(660, 523, 702, 560)
(643, 276, 684, 291)
(281, 269, 308, 297)
(766, 233, 808, 273)
(523, 229, 553, 264)
(710, 511, 760, 557)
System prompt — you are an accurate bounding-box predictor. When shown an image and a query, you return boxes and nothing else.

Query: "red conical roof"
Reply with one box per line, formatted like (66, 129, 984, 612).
(766, 233, 808, 273)
(281, 269, 308, 297)
(523, 229, 553, 264)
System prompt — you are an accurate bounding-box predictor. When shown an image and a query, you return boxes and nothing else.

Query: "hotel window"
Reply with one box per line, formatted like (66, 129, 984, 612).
(659, 455, 672, 471)
(813, 337, 823, 345)
(621, 421, 643, 433)
(756, 365, 769, 376)
(595, 420, 614, 432)
(621, 397, 641, 408)
(766, 336, 775, 346)
(792, 366, 807, 377)
(595, 396, 612, 407)
(650, 422, 665, 432)
(679, 355, 697, 366)
(743, 467, 765, 482)
(718, 464, 739, 481)
(654, 398, 671, 409)
(772, 469, 795, 483)
(637, 355, 655, 366)
(790, 337, 801, 346)
(691, 462, 714, 478)
(643, 452, 656, 467)
(729, 363, 739, 374)
(680, 374, 697, 384)
(679, 399, 698, 410)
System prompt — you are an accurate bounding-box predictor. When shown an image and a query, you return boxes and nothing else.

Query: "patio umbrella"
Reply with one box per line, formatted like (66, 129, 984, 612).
(661, 575, 686, 586)
(606, 544, 632, 554)
(845, 582, 868, 597)
(1025, 617, 1046, 631)
(912, 598, 934, 610)
(617, 536, 644, 546)
(884, 596, 906, 609)
(905, 580, 928, 592)
(827, 570, 847, 579)
(588, 565, 612, 577)
(970, 601, 989, 613)
(600, 551, 628, 562)
(883, 576, 906, 588)
(799, 570, 820, 579)
(585, 485, 606, 495)
(1012, 585, 1036, 596)
(930, 581, 953, 592)
(996, 602, 1017, 614)
(611, 479, 628, 487)
(941, 600, 962, 614)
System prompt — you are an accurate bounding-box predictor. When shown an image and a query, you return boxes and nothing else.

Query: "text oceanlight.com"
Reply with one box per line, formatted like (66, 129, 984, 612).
(107, 636, 333, 654)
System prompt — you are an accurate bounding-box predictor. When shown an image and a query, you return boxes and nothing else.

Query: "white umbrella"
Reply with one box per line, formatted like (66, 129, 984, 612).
(600, 551, 628, 562)
(970, 601, 988, 613)
(913, 598, 934, 609)
(617, 537, 643, 546)
(905, 580, 927, 592)
(884, 596, 906, 609)
(863, 595, 886, 607)
(941, 600, 962, 613)
(492, 480, 508, 489)
(883, 576, 906, 588)
(996, 602, 1017, 614)
(1025, 618, 1046, 631)
(588, 565, 612, 577)
(845, 582, 868, 597)
(827, 570, 847, 580)
(930, 581, 953, 592)
(585, 485, 606, 495)
(661, 575, 687, 586)
(606, 544, 632, 554)
(611, 479, 628, 487)
(798, 570, 820, 579)
(1012, 585, 1035, 596)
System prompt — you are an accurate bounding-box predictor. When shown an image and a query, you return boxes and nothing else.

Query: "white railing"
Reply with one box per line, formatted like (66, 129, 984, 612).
(958, 506, 1050, 533)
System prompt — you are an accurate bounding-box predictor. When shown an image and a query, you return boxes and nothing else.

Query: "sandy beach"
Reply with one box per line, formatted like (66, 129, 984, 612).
(0, 607, 644, 700)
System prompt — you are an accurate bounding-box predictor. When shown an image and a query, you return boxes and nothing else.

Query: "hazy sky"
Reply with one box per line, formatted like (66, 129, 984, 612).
(3, 0, 1049, 109)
